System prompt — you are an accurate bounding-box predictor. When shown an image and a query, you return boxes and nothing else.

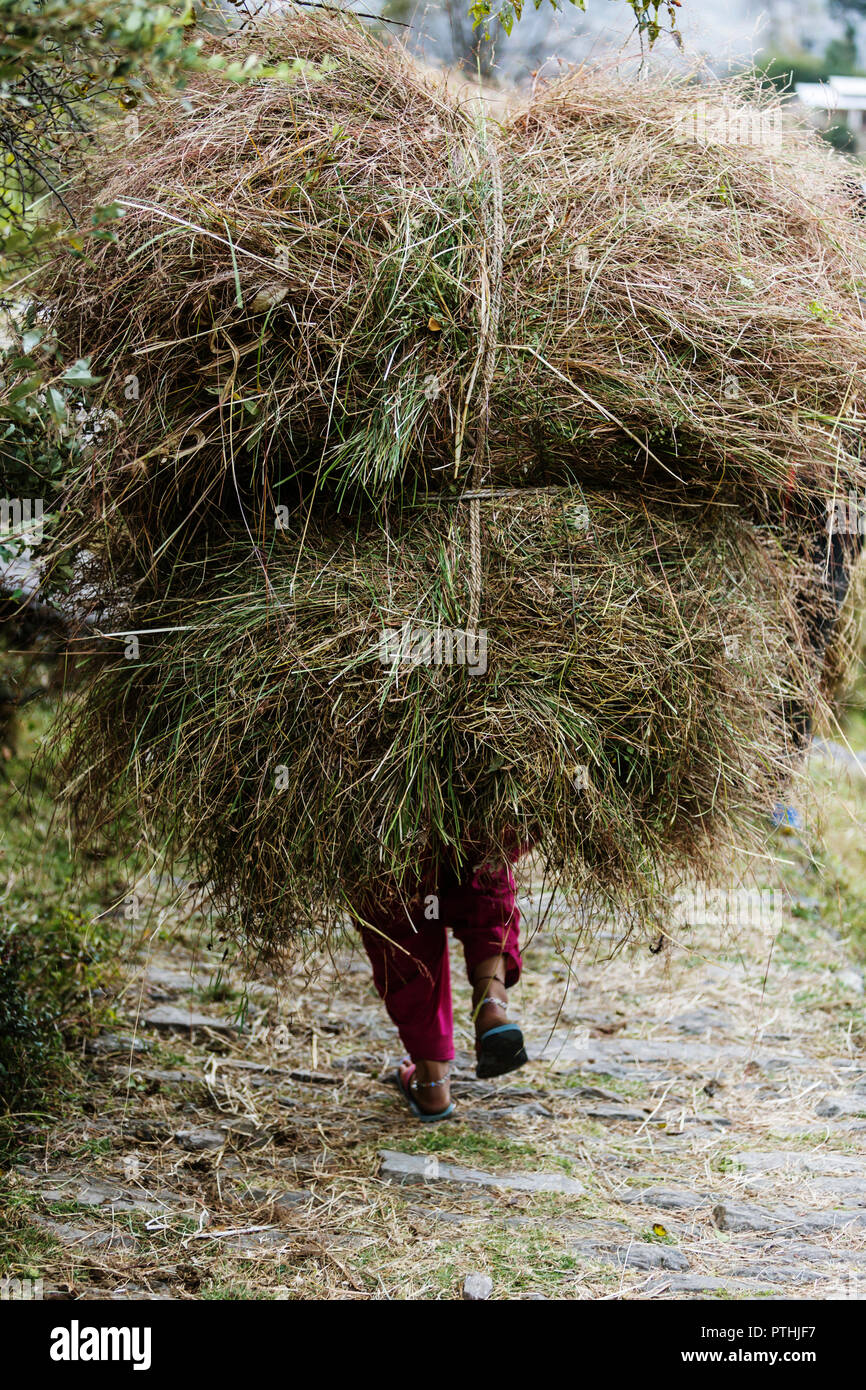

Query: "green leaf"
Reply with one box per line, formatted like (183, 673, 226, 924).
(61, 359, 102, 386)
(7, 372, 44, 404)
(47, 387, 67, 425)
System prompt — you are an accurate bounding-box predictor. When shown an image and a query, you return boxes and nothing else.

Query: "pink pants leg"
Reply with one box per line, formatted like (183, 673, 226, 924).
(358, 857, 522, 1063)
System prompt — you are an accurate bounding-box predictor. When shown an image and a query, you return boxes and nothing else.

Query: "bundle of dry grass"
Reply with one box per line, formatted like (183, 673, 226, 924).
(40, 9, 866, 948)
(58, 490, 824, 947)
(45, 6, 866, 545)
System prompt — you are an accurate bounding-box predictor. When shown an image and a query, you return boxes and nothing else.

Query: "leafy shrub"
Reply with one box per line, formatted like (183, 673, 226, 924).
(0, 922, 56, 1114)
(0, 906, 117, 1129)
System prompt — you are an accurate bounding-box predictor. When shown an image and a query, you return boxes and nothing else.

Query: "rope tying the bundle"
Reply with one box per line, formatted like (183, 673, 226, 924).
(454, 119, 505, 635)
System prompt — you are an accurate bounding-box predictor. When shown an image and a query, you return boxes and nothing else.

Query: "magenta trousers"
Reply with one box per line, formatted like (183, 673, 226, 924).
(357, 857, 522, 1062)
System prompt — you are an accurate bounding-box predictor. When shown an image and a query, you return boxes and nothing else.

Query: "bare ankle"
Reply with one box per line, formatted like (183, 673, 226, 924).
(404, 1059, 451, 1113)
(471, 956, 507, 999)
(414, 1059, 450, 1085)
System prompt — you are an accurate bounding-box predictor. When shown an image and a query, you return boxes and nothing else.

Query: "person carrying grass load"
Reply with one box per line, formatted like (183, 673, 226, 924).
(354, 849, 529, 1121)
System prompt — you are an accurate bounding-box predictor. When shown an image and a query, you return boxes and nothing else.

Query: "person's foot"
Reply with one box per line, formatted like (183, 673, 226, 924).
(471, 956, 509, 1040)
(398, 1059, 452, 1116)
(471, 954, 529, 1079)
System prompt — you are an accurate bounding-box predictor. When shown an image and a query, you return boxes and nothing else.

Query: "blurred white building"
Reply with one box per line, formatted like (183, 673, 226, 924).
(795, 75, 866, 147)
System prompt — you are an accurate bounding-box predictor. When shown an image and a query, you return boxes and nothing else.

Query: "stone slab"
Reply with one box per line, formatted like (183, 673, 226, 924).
(379, 1150, 585, 1195)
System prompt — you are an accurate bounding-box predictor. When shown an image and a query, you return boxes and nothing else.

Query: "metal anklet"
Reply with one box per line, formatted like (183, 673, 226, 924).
(410, 1072, 451, 1090)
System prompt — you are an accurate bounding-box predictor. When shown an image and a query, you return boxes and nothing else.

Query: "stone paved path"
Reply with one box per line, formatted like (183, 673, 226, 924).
(7, 774, 866, 1299)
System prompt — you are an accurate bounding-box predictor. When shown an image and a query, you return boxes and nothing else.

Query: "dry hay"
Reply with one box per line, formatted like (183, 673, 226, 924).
(38, 9, 866, 947)
(44, 10, 866, 535)
(58, 490, 823, 947)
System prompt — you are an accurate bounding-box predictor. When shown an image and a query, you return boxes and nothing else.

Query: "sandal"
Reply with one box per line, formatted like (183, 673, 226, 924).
(397, 1061, 456, 1122)
(474, 993, 529, 1080)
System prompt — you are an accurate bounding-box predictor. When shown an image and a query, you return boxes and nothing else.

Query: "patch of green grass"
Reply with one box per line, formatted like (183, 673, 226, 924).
(44, 1200, 93, 1217)
(793, 988, 830, 1005)
(766, 1130, 865, 1149)
(201, 1281, 280, 1300)
(555, 1070, 647, 1099)
(70, 1135, 113, 1158)
(391, 1124, 585, 1180)
(546, 1154, 577, 1175)
(0, 1178, 62, 1275)
(197, 977, 237, 1005)
(152, 1047, 189, 1068)
(350, 1219, 591, 1300)
(427, 1224, 589, 1298)
(397, 1125, 537, 1166)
